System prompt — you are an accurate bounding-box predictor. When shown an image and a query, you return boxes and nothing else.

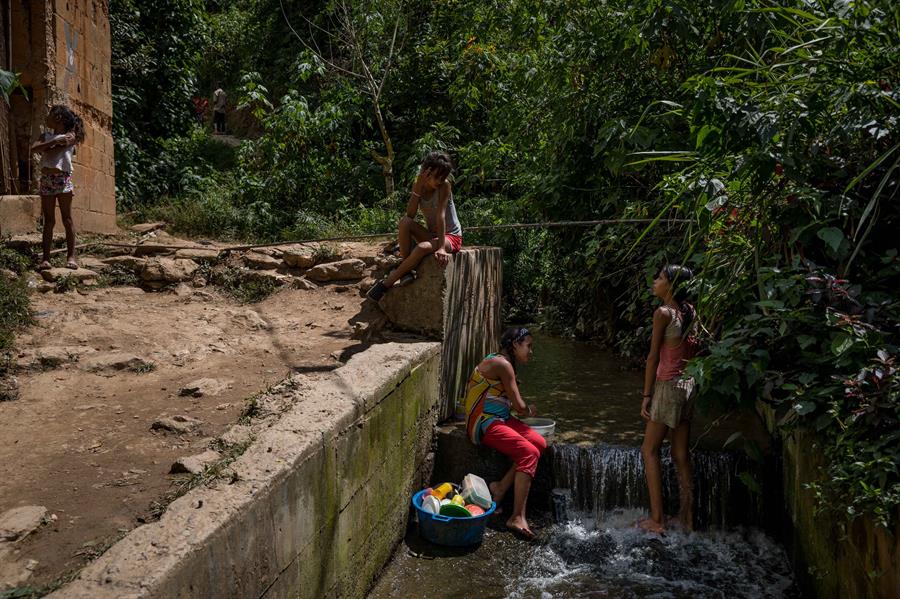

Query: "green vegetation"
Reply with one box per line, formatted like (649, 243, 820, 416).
(111, 0, 898, 525)
(0, 248, 32, 354)
(204, 264, 280, 303)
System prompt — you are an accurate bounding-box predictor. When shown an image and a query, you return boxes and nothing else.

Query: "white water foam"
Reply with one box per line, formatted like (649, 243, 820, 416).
(506, 509, 797, 599)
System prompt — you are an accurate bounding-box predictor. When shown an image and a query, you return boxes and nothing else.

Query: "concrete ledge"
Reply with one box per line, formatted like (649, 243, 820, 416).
(381, 247, 502, 419)
(50, 341, 441, 599)
(0, 195, 40, 236)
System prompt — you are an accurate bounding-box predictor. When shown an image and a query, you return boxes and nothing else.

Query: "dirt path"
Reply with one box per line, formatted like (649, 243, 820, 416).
(0, 241, 390, 590)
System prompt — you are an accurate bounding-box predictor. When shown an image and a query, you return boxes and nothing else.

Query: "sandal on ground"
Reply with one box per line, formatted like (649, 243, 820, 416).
(365, 280, 388, 302)
(65, 261, 79, 270)
(37, 261, 52, 271)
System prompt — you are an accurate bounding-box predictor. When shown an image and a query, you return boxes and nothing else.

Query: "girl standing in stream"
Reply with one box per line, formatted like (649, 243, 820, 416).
(464, 327, 544, 540)
(639, 265, 698, 533)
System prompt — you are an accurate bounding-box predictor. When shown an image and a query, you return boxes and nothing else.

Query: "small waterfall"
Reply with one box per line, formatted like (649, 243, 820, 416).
(551, 443, 764, 529)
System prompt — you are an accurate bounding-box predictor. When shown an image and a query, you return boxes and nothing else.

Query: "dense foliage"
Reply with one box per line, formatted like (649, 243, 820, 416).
(111, 0, 898, 526)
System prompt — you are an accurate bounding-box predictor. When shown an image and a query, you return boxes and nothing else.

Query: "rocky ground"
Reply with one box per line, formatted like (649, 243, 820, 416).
(0, 225, 403, 592)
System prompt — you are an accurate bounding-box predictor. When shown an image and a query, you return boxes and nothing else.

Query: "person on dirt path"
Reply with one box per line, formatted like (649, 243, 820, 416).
(638, 264, 699, 534)
(31, 104, 85, 271)
(463, 327, 543, 540)
(212, 85, 227, 134)
(366, 151, 463, 302)
(192, 95, 209, 126)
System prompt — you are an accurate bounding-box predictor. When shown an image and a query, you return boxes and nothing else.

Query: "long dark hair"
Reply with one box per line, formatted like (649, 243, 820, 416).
(499, 326, 530, 372)
(49, 104, 85, 144)
(660, 264, 695, 338)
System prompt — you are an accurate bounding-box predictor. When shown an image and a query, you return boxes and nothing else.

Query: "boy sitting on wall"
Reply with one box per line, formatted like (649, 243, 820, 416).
(366, 151, 463, 302)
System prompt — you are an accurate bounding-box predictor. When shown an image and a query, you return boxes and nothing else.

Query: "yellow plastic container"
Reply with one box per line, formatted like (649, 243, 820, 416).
(431, 483, 453, 500)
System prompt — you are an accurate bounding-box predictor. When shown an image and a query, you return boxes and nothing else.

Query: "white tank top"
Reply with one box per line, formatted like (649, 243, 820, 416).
(419, 187, 462, 236)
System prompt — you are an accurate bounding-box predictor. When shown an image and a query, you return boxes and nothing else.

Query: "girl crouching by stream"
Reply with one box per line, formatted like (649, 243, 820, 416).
(639, 265, 699, 533)
(464, 327, 544, 540)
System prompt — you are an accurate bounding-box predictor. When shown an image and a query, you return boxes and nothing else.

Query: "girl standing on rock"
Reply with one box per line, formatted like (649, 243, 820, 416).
(464, 327, 544, 540)
(31, 105, 85, 271)
(639, 265, 698, 533)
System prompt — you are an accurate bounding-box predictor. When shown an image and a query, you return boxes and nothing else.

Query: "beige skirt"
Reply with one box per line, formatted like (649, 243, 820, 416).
(650, 378, 695, 429)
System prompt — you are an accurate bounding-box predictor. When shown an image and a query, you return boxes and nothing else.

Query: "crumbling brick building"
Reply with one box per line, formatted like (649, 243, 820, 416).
(0, 0, 116, 235)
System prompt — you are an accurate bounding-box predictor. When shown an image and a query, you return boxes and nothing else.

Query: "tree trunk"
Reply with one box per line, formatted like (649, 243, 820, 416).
(370, 98, 394, 196)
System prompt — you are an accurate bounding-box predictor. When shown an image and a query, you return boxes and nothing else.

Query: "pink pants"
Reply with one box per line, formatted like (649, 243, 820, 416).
(481, 417, 547, 478)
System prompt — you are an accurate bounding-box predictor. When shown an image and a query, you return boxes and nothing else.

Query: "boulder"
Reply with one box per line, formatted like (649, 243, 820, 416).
(101, 255, 147, 271)
(140, 258, 199, 285)
(39, 267, 98, 283)
(151, 415, 203, 435)
(170, 450, 221, 475)
(374, 254, 402, 271)
(25, 345, 97, 369)
(241, 269, 289, 286)
(219, 424, 252, 447)
(128, 222, 166, 234)
(282, 246, 317, 268)
(0, 506, 47, 541)
(304, 258, 366, 282)
(292, 277, 318, 291)
(172, 283, 194, 297)
(78, 257, 108, 272)
(134, 232, 192, 256)
(174, 248, 220, 263)
(179, 378, 231, 398)
(0, 546, 39, 589)
(243, 252, 281, 270)
(80, 352, 154, 374)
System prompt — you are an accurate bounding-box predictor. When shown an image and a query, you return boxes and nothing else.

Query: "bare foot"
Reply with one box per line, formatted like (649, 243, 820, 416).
(37, 261, 52, 271)
(506, 515, 535, 540)
(637, 518, 665, 534)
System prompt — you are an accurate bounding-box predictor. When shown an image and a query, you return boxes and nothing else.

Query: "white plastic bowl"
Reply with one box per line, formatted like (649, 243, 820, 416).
(522, 418, 556, 445)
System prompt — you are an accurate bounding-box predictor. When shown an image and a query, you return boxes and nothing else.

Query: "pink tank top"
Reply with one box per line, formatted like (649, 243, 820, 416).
(657, 343, 689, 381)
(656, 305, 689, 381)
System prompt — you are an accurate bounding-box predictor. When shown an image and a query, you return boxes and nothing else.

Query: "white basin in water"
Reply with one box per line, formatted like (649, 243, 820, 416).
(522, 418, 556, 445)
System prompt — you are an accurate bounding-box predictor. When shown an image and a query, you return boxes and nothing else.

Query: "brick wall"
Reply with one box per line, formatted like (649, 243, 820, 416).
(50, 0, 116, 233)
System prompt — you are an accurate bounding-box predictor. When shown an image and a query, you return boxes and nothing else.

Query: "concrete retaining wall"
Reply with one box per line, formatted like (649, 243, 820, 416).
(782, 428, 899, 599)
(50, 341, 441, 599)
(758, 403, 899, 598)
(381, 247, 502, 420)
(0, 196, 40, 236)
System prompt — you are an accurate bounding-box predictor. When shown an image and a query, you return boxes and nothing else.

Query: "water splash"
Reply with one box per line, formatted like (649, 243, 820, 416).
(551, 444, 764, 529)
(507, 509, 798, 599)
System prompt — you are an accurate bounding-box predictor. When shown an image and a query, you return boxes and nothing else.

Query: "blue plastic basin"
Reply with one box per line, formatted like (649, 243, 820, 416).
(411, 489, 497, 547)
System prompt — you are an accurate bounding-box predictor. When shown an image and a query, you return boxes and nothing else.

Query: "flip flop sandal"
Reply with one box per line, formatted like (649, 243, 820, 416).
(65, 261, 79, 270)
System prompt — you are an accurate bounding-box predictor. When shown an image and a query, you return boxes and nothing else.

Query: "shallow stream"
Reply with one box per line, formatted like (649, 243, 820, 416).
(368, 333, 798, 598)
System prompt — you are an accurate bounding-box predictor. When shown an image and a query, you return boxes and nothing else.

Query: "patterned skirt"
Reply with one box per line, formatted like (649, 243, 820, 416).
(39, 171, 74, 196)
